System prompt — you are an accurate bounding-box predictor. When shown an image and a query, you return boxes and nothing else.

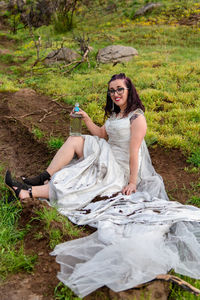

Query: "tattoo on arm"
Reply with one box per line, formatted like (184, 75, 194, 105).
(130, 114, 139, 124)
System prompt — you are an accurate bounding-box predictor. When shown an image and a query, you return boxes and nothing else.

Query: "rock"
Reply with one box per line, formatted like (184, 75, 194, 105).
(109, 280, 170, 300)
(97, 45, 138, 64)
(44, 47, 80, 65)
(134, 2, 162, 17)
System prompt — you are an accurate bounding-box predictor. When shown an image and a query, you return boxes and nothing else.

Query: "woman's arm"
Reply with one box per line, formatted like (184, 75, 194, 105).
(72, 109, 108, 139)
(122, 114, 147, 195)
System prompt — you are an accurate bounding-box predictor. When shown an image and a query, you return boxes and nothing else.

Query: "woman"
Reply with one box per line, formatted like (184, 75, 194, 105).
(6, 73, 166, 204)
(7, 73, 194, 297)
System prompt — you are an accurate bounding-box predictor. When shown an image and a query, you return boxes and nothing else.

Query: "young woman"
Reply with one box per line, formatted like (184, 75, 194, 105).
(6, 73, 167, 205)
(6, 74, 200, 298)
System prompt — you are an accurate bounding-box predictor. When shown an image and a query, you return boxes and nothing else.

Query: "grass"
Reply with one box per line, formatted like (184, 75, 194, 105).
(1, 18, 198, 155)
(0, 167, 37, 279)
(48, 137, 64, 151)
(169, 272, 200, 299)
(54, 282, 81, 300)
(33, 206, 83, 249)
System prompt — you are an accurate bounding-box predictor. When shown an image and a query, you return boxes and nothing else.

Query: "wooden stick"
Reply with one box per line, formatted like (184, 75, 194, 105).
(156, 274, 200, 295)
(135, 274, 200, 296)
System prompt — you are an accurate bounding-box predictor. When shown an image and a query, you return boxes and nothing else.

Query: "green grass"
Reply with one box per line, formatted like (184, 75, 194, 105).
(48, 137, 64, 150)
(0, 168, 37, 279)
(32, 127, 45, 140)
(169, 273, 200, 299)
(54, 282, 81, 300)
(2, 17, 198, 155)
(33, 206, 83, 249)
(187, 149, 200, 167)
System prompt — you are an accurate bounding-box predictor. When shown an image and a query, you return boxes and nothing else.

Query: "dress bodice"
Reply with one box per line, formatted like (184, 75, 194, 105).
(105, 109, 144, 181)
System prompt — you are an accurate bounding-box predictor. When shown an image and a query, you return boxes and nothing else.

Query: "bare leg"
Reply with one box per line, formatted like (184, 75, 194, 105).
(18, 184, 49, 199)
(47, 136, 84, 176)
(18, 136, 84, 199)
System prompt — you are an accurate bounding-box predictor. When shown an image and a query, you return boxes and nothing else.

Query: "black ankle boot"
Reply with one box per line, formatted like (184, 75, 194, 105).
(21, 170, 51, 186)
(5, 170, 33, 199)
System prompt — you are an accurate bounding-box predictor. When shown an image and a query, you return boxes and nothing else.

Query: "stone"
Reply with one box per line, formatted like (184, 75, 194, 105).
(134, 3, 162, 17)
(44, 47, 80, 65)
(97, 45, 138, 64)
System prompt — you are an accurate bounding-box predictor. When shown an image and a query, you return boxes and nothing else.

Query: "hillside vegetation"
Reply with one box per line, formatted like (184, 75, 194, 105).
(0, 0, 200, 160)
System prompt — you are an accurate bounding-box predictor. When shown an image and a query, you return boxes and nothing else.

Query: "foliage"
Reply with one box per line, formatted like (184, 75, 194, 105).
(33, 206, 82, 249)
(54, 282, 81, 300)
(32, 127, 45, 140)
(186, 195, 200, 207)
(48, 136, 64, 150)
(187, 149, 200, 167)
(53, 0, 81, 33)
(0, 167, 37, 279)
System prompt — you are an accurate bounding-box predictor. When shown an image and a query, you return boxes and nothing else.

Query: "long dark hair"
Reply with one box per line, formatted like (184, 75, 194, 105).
(105, 73, 145, 117)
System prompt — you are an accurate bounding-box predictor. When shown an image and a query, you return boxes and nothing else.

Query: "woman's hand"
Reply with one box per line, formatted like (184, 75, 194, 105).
(70, 109, 89, 122)
(122, 183, 136, 195)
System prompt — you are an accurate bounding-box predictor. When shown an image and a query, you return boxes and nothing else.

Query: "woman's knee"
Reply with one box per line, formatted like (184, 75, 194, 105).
(68, 136, 84, 157)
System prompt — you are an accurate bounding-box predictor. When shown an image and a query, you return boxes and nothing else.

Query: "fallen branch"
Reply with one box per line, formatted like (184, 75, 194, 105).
(156, 274, 200, 296)
(135, 274, 200, 296)
(39, 110, 53, 122)
(63, 47, 90, 74)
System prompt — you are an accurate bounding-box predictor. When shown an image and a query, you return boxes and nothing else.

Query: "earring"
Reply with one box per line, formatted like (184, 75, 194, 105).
(111, 101, 114, 112)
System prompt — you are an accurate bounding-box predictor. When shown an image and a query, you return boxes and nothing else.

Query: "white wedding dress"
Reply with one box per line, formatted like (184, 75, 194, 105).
(49, 109, 200, 298)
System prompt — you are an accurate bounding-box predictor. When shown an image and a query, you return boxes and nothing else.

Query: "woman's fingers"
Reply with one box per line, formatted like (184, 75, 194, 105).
(122, 184, 136, 195)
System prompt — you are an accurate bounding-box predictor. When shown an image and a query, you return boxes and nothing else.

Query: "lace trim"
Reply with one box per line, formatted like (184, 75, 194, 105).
(110, 109, 144, 120)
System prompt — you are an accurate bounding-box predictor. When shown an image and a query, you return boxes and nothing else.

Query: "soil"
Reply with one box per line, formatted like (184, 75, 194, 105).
(0, 17, 200, 300)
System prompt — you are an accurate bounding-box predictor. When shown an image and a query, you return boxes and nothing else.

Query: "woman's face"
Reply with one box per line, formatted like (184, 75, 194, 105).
(108, 79, 129, 112)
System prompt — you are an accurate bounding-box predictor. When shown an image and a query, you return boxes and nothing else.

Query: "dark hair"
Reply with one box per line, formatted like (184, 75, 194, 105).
(104, 73, 145, 117)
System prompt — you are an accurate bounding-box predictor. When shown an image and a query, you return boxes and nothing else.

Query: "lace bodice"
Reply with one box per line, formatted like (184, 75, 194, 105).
(105, 109, 144, 179)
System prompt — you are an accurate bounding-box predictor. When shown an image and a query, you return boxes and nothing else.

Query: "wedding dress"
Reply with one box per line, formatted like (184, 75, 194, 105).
(49, 109, 200, 298)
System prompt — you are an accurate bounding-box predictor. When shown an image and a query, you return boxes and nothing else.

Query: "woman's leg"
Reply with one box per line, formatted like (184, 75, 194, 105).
(18, 184, 49, 199)
(47, 136, 84, 176)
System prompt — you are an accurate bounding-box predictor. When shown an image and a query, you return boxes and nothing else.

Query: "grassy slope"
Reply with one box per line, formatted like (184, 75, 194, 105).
(0, 0, 200, 156)
(0, 0, 200, 298)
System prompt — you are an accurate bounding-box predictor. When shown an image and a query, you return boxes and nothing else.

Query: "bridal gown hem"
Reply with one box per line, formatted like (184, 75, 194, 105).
(47, 109, 200, 298)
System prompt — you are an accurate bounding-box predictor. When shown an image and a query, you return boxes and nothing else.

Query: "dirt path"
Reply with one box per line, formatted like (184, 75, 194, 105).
(0, 22, 200, 300)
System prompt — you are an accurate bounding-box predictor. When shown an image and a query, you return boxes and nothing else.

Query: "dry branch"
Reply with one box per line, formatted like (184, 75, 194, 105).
(135, 274, 200, 296)
(156, 274, 200, 296)
(63, 47, 90, 74)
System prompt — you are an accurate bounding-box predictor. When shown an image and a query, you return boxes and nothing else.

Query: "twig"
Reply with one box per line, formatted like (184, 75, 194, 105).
(63, 48, 90, 74)
(156, 274, 200, 296)
(19, 111, 42, 118)
(39, 110, 53, 122)
(135, 274, 200, 296)
(4, 110, 42, 120)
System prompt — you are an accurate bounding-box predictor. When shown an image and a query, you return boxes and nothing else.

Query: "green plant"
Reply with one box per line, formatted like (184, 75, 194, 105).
(48, 137, 64, 150)
(53, 0, 80, 33)
(186, 196, 200, 207)
(49, 228, 62, 249)
(187, 149, 200, 167)
(54, 282, 81, 300)
(0, 195, 37, 278)
(32, 127, 45, 140)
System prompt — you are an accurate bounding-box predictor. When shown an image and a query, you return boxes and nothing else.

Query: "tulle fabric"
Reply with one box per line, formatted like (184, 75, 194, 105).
(49, 110, 200, 298)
